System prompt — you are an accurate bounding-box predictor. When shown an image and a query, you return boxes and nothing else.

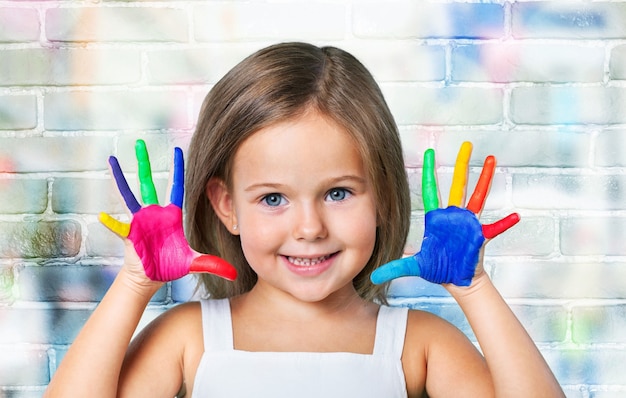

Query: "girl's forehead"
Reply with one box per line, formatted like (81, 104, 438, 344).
(231, 111, 367, 182)
(238, 111, 356, 153)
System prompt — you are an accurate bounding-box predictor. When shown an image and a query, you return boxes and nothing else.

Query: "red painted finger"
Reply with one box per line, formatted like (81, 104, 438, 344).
(190, 254, 238, 281)
(467, 156, 495, 214)
(482, 213, 520, 239)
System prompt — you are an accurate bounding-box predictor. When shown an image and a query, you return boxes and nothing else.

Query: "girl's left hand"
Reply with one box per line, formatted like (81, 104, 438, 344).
(371, 141, 519, 286)
(99, 140, 237, 282)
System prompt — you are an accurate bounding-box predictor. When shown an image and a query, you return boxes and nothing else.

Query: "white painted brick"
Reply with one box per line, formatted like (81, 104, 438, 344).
(342, 41, 445, 82)
(572, 305, 626, 344)
(510, 87, 626, 125)
(0, 346, 49, 386)
(0, 8, 40, 43)
(16, 264, 169, 303)
(0, 220, 81, 259)
(0, 308, 90, 345)
(512, 2, 626, 39)
(382, 85, 503, 125)
(0, 388, 46, 398)
(193, 3, 345, 42)
(561, 216, 626, 256)
(0, 136, 113, 173)
(452, 43, 605, 83)
(493, 261, 626, 299)
(45, 6, 188, 42)
(44, 90, 190, 131)
(86, 222, 125, 258)
(0, 49, 141, 86)
(435, 130, 592, 168)
(147, 45, 259, 84)
(544, 348, 626, 385)
(398, 127, 431, 167)
(588, 388, 626, 398)
(610, 44, 626, 80)
(0, 179, 48, 214)
(51, 177, 124, 215)
(0, 95, 37, 130)
(595, 130, 626, 167)
(353, 2, 504, 39)
(510, 304, 568, 343)
(513, 174, 626, 210)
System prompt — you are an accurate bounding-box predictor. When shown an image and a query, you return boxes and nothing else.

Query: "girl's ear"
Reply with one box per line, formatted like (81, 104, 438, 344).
(206, 178, 239, 235)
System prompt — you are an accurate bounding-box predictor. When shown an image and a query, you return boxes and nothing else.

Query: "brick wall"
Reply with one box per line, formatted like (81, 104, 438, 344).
(0, 1, 625, 397)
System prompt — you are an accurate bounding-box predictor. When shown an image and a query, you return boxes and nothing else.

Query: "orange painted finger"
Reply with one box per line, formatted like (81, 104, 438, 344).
(98, 212, 130, 238)
(448, 142, 472, 207)
(467, 155, 496, 214)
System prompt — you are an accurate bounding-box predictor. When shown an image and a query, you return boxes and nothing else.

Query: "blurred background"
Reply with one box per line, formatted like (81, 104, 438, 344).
(0, 1, 625, 397)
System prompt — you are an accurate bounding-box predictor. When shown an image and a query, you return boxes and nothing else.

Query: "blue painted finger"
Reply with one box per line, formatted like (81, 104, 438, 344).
(370, 256, 421, 285)
(109, 156, 141, 214)
(170, 147, 184, 208)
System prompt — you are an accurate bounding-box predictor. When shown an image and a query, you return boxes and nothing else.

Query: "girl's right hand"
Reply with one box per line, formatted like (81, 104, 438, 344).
(99, 140, 238, 284)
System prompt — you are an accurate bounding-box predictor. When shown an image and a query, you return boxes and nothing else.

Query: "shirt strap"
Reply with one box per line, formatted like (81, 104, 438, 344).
(372, 305, 409, 358)
(200, 298, 234, 352)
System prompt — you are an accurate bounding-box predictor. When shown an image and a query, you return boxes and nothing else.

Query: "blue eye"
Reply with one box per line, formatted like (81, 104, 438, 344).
(326, 188, 350, 202)
(262, 193, 285, 207)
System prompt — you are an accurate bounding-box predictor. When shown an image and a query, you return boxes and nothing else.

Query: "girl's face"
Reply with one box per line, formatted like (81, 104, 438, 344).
(229, 110, 377, 303)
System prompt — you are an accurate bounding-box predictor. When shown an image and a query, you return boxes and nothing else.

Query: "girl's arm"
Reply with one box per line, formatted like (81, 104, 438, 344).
(445, 272, 563, 396)
(44, 247, 166, 397)
(46, 141, 236, 396)
(374, 142, 564, 396)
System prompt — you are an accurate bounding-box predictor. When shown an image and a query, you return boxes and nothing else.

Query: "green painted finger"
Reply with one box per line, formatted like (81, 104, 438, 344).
(135, 139, 159, 205)
(422, 148, 439, 212)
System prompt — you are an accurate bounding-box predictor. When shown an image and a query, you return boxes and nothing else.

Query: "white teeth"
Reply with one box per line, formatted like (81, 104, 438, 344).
(287, 255, 330, 267)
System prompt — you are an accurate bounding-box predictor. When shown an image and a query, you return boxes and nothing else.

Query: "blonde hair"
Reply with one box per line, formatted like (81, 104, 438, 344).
(185, 42, 410, 303)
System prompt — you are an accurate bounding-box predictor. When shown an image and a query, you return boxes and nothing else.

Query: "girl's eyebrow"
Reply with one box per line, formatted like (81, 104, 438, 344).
(243, 175, 367, 192)
(326, 175, 367, 186)
(244, 182, 285, 192)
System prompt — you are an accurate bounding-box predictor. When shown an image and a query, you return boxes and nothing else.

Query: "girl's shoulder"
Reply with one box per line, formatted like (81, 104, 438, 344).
(404, 307, 476, 352)
(131, 302, 203, 351)
(119, 301, 205, 394)
(402, 308, 491, 395)
(144, 300, 203, 335)
(153, 301, 205, 348)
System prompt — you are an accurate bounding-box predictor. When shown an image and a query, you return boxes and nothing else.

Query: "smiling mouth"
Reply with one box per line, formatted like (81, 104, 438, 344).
(287, 254, 333, 267)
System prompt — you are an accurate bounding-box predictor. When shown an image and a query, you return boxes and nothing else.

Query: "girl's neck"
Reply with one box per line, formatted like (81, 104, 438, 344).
(232, 281, 375, 324)
(229, 282, 380, 354)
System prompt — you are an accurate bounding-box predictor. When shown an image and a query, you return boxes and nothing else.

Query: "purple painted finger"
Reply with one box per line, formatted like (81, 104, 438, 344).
(170, 147, 184, 208)
(109, 156, 141, 214)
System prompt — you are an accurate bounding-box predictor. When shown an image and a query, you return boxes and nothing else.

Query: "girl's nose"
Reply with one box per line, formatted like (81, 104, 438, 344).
(293, 203, 327, 241)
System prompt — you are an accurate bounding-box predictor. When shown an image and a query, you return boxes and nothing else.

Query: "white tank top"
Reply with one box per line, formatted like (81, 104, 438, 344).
(191, 298, 409, 397)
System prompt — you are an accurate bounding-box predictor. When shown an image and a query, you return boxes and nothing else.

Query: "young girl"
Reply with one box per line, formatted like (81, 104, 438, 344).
(44, 42, 564, 397)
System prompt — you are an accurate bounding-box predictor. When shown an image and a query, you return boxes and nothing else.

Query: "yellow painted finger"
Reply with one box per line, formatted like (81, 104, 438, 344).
(98, 212, 130, 238)
(448, 141, 472, 207)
